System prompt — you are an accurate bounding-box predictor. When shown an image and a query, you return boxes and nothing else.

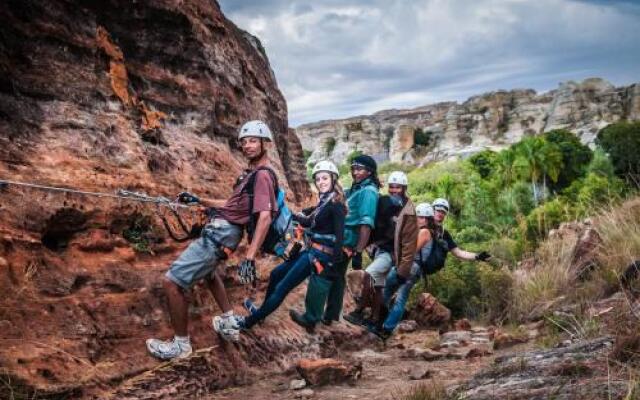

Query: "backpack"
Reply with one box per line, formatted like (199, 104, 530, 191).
(244, 166, 292, 257)
(370, 195, 403, 248)
(419, 230, 449, 276)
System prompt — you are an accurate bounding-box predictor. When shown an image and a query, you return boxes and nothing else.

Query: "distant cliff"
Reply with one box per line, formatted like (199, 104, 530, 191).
(296, 78, 640, 166)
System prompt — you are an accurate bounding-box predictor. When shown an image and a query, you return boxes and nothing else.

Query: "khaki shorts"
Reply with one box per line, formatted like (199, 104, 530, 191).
(165, 219, 242, 289)
(365, 250, 393, 287)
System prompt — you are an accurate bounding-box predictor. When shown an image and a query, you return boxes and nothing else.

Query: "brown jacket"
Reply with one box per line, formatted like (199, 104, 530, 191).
(394, 199, 418, 278)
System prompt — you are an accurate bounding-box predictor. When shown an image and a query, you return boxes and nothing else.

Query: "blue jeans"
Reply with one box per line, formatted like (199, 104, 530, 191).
(382, 265, 418, 332)
(244, 249, 329, 328)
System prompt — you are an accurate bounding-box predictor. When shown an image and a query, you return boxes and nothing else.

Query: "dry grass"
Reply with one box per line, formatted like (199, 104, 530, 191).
(510, 236, 578, 320)
(594, 198, 640, 282)
(509, 196, 640, 322)
(394, 381, 456, 400)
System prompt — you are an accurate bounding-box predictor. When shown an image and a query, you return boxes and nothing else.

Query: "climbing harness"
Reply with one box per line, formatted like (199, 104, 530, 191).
(0, 178, 204, 242)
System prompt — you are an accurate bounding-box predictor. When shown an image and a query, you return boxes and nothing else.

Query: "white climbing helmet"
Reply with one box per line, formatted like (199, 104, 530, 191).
(416, 203, 434, 217)
(432, 198, 450, 213)
(312, 160, 339, 178)
(238, 120, 273, 142)
(387, 171, 408, 186)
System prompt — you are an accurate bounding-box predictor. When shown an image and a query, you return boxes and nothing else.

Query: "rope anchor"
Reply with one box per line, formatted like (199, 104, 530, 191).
(0, 178, 203, 243)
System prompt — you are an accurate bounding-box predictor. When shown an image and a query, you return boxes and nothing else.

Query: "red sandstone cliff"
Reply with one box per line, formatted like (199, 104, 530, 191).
(0, 1, 334, 398)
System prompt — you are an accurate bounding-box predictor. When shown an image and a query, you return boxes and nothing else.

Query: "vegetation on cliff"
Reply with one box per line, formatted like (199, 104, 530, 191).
(332, 123, 639, 320)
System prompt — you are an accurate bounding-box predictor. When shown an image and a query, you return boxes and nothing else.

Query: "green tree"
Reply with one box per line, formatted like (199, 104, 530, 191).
(544, 129, 593, 191)
(496, 148, 517, 185)
(596, 121, 640, 187)
(468, 150, 497, 179)
(513, 136, 562, 203)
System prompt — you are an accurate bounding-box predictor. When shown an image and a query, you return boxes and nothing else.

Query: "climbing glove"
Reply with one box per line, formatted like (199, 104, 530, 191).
(351, 252, 363, 270)
(176, 191, 200, 204)
(238, 259, 257, 285)
(475, 251, 491, 261)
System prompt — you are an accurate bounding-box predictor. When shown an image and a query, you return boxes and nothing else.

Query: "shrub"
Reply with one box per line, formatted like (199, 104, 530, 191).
(587, 147, 616, 178)
(488, 236, 527, 265)
(478, 265, 514, 323)
(323, 137, 337, 155)
(525, 198, 575, 240)
(544, 129, 593, 191)
(346, 150, 363, 165)
(421, 260, 482, 318)
(414, 128, 432, 147)
(468, 150, 497, 179)
(596, 121, 640, 186)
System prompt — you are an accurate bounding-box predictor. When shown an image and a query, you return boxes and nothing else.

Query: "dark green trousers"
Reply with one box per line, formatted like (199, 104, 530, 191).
(322, 257, 349, 321)
(302, 273, 333, 324)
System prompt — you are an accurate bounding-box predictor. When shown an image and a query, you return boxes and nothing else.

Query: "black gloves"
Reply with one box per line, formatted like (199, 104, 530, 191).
(238, 259, 257, 284)
(351, 252, 363, 270)
(475, 251, 491, 261)
(176, 191, 200, 204)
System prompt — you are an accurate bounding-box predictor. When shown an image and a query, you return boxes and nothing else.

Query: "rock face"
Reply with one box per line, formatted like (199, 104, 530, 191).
(456, 337, 627, 400)
(0, 0, 314, 398)
(296, 78, 640, 166)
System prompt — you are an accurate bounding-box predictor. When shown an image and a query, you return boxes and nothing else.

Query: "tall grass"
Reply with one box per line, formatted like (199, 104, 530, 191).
(510, 234, 578, 320)
(509, 196, 640, 322)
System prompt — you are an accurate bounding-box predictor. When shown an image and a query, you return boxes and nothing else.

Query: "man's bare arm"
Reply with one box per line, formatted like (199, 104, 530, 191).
(246, 210, 272, 259)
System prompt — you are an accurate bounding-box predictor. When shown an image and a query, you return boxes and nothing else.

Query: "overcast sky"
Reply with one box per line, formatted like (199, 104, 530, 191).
(218, 0, 640, 127)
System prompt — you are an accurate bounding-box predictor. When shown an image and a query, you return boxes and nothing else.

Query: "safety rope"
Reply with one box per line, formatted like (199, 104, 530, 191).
(0, 178, 185, 207)
(0, 178, 201, 242)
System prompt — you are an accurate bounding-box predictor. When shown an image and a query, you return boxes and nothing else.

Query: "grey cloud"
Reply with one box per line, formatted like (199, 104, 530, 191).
(219, 0, 640, 126)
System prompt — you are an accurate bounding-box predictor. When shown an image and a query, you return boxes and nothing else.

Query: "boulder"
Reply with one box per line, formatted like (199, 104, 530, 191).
(397, 320, 418, 333)
(409, 367, 433, 380)
(441, 331, 472, 344)
(289, 379, 307, 390)
(454, 318, 472, 331)
(407, 293, 451, 328)
(296, 358, 363, 386)
(570, 227, 602, 278)
(493, 331, 529, 350)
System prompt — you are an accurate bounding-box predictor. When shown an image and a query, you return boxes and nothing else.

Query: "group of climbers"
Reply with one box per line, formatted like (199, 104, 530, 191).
(146, 120, 492, 360)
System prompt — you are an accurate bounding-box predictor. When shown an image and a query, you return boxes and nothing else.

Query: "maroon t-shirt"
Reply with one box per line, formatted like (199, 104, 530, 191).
(216, 168, 278, 226)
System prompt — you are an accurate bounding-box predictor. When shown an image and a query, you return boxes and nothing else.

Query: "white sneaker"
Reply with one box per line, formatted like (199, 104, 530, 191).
(146, 338, 192, 360)
(212, 314, 242, 342)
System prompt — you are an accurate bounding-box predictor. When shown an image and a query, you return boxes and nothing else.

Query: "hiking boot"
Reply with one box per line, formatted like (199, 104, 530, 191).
(146, 338, 192, 360)
(212, 313, 242, 342)
(344, 310, 365, 326)
(365, 324, 392, 341)
(321, 319, 333, 326)
(289, 310, 315, 333)
(243, 298, 259, 316)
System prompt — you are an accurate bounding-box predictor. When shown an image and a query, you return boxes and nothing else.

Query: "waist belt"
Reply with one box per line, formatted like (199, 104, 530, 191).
(311, 242, 334, 255)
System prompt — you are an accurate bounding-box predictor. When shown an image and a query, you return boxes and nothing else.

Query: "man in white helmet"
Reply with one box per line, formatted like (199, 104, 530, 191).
(376, 202, 436, 340)
(146, 120, 279, 360)
(429, 198, 491, 268)
(345, 171, 418, 333)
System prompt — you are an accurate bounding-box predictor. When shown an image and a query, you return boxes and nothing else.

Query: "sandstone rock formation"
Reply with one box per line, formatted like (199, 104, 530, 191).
(297, 78, 640, 166)
(0, 1, 314, 398)
(456, 337, 627, 399)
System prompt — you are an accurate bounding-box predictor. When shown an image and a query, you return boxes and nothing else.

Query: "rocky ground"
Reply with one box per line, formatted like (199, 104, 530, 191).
(100, 290, 637, 400)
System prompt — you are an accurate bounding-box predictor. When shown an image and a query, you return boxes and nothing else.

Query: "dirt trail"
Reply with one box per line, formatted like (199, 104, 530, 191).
(210, 326, 531, 400)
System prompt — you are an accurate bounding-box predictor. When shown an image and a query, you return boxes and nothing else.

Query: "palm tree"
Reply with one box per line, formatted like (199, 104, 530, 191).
(496, 148, 517, 185)
(513, 137, 562, 203)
